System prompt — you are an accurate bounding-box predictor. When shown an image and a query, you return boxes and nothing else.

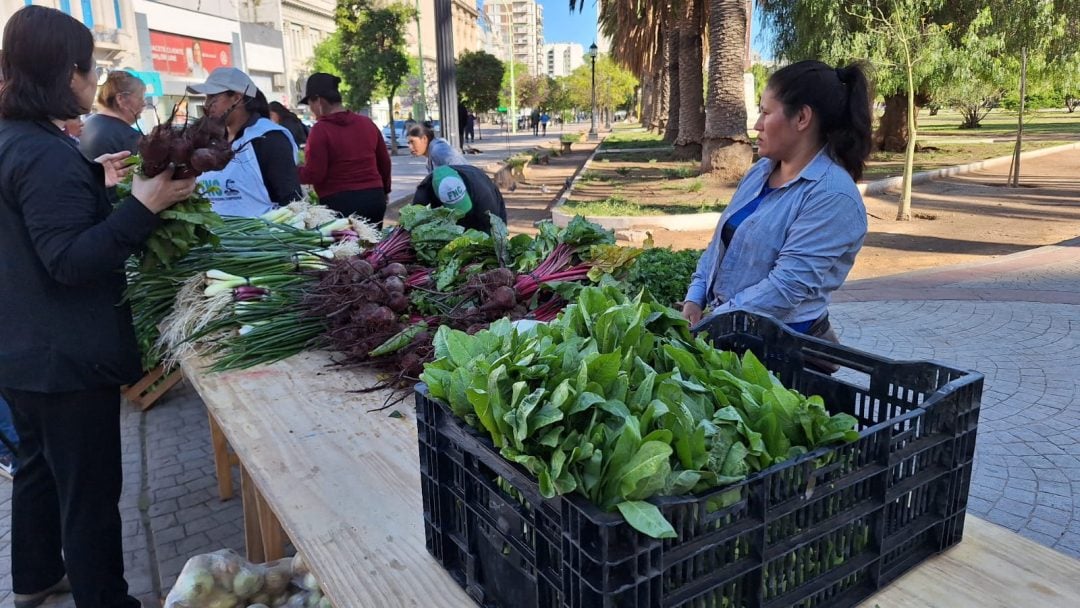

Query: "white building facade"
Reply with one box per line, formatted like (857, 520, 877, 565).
(543, 42, 583, 78)
(482, 0, 543, 76)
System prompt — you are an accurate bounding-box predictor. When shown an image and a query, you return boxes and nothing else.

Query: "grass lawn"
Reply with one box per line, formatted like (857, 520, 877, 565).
(916, 108, 1080, 139)
(599, 129, 673, 150)
(563, 195, 727, 217)
(863, 140, 1072, 181)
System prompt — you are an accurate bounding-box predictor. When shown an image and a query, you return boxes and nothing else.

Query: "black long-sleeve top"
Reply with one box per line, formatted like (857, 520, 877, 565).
(0, 119, 160, 392)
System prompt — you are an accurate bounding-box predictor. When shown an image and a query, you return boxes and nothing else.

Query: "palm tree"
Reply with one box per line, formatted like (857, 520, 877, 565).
(701, 0, 753, 179)
(674, 0, 705, 159)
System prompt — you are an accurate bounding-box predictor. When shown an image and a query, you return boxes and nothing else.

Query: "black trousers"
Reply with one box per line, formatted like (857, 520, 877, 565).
(0, 386, 139, 608)
(321, 188, 388, 229)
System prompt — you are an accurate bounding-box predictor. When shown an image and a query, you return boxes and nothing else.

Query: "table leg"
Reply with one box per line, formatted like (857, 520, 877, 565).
(209, 412, 234, 501)
(256, 491, 287, 561)
(240, 465, 266, 563)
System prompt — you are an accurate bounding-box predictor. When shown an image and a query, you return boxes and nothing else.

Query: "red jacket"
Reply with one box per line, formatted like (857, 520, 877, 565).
(299, 111, 391, 198)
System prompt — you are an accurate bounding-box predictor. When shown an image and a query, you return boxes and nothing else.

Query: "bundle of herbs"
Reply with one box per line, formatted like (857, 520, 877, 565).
(420, 286, 860, 539)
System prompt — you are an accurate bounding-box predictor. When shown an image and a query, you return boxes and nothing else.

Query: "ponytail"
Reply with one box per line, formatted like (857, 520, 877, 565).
(767, 60, 873, 181)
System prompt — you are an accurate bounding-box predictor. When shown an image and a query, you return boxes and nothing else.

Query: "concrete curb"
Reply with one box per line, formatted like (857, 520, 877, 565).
(549, 142, 608, 227)
(857, 140, 1080, 195)
(595, 145, 675, 155)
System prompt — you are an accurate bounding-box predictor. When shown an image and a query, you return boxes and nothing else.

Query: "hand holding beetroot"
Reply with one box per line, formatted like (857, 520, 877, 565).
(132, 170, 198, 214)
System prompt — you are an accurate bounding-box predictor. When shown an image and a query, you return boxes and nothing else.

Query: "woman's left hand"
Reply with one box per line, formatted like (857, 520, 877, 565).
(95, 151, 135, 188)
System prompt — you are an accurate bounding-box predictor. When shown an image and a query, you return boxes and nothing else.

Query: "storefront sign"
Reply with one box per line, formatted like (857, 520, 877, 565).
(150, 31, 232, 77)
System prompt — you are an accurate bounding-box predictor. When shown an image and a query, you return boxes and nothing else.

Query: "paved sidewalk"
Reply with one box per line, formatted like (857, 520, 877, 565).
(831, 237, 1080, 558)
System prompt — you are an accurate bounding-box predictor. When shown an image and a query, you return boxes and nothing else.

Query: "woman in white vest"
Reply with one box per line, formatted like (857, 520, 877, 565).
(187, 68, 301, 217)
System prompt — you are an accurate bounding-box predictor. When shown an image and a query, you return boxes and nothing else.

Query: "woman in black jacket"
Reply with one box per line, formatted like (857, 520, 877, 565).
(0, 7, 196, 608)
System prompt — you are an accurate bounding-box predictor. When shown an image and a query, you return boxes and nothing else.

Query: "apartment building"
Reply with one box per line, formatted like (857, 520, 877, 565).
(543, 42, 583, 78)
(482, 0, 543, 76)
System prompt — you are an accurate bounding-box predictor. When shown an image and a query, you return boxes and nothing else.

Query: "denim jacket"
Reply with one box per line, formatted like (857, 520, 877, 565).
(685, 148, 867, 325)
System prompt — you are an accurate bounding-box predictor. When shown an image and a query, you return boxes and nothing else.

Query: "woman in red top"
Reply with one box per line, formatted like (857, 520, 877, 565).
(298, 73, 392, 227)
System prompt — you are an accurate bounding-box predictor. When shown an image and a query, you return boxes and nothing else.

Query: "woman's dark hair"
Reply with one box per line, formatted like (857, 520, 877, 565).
(407, 121, 436, 141)
(766, 60, 872, 181)
(268, 101, 298, 121)
(0, 6, 95, 121)
(244, 89, 271, 119)
(98, 71, 145, 111)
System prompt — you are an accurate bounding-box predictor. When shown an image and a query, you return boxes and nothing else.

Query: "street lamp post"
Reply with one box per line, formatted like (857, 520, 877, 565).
(587, 42, 598, 141)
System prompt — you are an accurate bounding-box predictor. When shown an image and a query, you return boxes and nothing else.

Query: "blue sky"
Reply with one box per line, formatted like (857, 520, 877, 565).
(537, 0, 774, 60)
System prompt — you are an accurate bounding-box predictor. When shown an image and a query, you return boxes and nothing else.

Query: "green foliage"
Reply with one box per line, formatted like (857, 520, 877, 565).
(457, 51, 505, 113)
(334, 0, 414, 109)
(565, 55, 638, 113)
(311, 32, 351, 101)
(935, 8, 1007, 128)
(749, 63, 774, 107)
(545, 77, 574, 113)
(626, 248, 703, 307)
(498, 60, 534, 110)
(420, 287, 859, 538)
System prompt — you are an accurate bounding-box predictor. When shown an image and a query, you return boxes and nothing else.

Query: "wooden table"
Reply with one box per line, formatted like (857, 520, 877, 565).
(181, 351, 1080, 608)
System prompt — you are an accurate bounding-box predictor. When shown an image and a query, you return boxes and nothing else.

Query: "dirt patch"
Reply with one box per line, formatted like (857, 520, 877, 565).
(568, 152, 737, 216)
(637, 147, 1080, 280)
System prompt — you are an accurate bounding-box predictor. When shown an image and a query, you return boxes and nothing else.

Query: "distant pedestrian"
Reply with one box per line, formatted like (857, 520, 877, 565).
(457, 100, 469, 148)
(531, 108, 540, 136)
(298, 73, 392, 227)
(540, 111, 549, 136)
(466, 112, 476, 143)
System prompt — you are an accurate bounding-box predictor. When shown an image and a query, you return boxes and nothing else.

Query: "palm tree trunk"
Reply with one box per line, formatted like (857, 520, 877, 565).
(641, 71, 655, 129)
(655, 60, 669, 133)
(675, 0, 705, 159)
(701, 0, 753, 180)
(664, 15, 680, 144)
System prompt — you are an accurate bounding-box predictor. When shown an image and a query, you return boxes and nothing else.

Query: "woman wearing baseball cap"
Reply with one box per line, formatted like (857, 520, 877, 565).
(187, 67, 302, 217)
(298, 72, 392, 227)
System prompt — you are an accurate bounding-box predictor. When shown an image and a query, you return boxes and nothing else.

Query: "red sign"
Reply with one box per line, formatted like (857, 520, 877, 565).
(150, 31, 233, 77)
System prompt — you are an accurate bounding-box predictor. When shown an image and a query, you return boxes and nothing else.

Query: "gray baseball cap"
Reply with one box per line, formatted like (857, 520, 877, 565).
(187, 67, 257, 97)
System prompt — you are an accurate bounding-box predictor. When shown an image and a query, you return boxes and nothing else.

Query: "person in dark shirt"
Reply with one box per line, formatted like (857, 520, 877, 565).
(80, 70, 145, 161)
(0, 7, 196, 607)
(269, 101, 308, 147)
(412, 139, 507, 233)
(188, 68, 301, 216)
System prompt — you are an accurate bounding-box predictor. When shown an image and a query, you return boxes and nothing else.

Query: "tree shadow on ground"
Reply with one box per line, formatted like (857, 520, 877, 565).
(862, 232, 1034, 256)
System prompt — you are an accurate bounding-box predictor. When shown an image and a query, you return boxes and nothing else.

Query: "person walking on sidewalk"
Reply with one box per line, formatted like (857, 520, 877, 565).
(298, 73, 391, 227)
(682, 60, 872, 363)
(530, 108, 540, 136)
(0, 7, 198, 608)
(540, 111, 549, 136)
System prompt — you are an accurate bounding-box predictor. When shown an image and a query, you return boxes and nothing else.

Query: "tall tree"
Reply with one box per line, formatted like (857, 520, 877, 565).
(702, 0, 753, 180)
(850, 0, 950, 220)
(936, 8, 1007, 129)
(456, 50, 505, 114)
(565, 56, 638, 118)
(675, 0, 706, 159)
(311, 32, 351, 102)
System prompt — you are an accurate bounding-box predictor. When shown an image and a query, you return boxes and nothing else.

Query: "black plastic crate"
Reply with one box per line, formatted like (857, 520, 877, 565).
(416, 311, 983, 608)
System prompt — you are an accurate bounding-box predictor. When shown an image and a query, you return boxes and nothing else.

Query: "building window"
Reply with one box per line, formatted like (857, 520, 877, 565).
(81, 0, 94, 27)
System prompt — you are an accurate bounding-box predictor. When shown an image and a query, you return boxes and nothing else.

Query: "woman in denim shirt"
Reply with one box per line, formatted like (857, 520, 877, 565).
(683, 60, 872, 347)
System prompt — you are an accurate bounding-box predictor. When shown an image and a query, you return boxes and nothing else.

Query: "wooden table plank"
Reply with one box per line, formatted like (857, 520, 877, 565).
(860, 516, 1080, 607)
(182, 351, 1080, 608)
(182, 351, 473, 607)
